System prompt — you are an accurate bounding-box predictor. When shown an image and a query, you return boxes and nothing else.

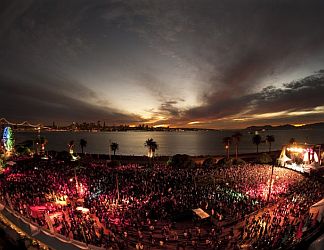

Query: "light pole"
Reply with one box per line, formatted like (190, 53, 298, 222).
(108, 139, 111, 161)
(225, 145, 229, 160)
(116, 174, 119, 204)
(267, 162, 275, 203)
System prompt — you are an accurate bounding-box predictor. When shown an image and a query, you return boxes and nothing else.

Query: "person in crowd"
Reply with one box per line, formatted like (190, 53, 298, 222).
(0, 157, 322, 249)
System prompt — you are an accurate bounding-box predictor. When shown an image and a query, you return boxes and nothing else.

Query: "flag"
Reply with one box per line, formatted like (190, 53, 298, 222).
(30, 223, 40, 236)
(296, 222, 303, 239)
(45, 213, 55, 234)
(312, 211, 319, 227)
(5, 193, 13, 209)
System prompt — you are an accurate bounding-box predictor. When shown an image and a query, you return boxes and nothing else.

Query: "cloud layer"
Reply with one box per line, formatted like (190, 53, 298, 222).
(0, 0, 324, 127)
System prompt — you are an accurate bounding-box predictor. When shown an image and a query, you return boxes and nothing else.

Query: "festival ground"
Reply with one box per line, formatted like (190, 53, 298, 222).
(0, 154, 323, 250)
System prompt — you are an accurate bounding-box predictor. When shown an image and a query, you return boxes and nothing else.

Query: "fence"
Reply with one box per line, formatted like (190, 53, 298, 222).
(0, 203, 105, 250)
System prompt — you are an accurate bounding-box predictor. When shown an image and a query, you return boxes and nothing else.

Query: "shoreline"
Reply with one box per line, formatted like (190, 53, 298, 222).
(42, 149, 282, 161)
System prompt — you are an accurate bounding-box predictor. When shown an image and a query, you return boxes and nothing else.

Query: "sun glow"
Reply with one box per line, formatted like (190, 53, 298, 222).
(233, 118, 248, 121)
(153, 124, 170, 128)
(252, 111, 287, 119)
(188, 121, 201, 125)
(140, 113, 154, 120)
(293, 124, 305, 127)
(287, 106, 324, 116)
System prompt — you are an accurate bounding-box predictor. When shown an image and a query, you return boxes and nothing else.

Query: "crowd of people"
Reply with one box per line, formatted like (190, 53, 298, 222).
(240, 177, 323, 249)
(0, 157, 323, 249)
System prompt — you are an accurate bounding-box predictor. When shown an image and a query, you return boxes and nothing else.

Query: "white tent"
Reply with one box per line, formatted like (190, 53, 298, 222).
(309, 198, 324, 222)
(192, 208, 210, 219)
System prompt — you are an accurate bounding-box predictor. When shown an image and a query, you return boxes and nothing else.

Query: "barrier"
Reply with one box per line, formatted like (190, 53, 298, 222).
(0, 203, 105, 250)
(88, 244, 107, 250)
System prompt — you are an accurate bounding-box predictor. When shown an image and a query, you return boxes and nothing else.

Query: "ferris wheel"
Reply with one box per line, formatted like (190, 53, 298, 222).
(2, 127, 15, 152)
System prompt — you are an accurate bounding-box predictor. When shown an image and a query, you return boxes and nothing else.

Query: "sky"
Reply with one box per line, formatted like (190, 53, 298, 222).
(0, 0, 324, 129)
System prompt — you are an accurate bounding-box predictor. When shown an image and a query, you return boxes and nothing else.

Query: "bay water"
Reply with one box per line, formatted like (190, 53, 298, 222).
(13, 128, 324, 156)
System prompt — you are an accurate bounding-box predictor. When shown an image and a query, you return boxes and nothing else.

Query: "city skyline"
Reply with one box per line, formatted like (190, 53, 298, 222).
(1, 117, 324, 131)
(1, 0, 324, 129)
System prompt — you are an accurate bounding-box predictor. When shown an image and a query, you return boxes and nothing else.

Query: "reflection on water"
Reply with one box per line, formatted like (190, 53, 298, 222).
(14, 129, 324, 156)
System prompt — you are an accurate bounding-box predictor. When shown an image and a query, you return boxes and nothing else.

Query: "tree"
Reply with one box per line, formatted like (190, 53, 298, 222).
(168, 154, 195, 169)
(144, 138, 158, 158)
(110, 142, 119, 156)
(258, 153, 273, 164)
(222, 136, 232, 160)
(202, 157, 214, 168)
(289, 138, 296, 144)
(15, 145, 31, 156)
(252, 134, 262, 153)
(232, 132, 242, 160)
(16, 140, 33, 156)
(21, 140, 34, 148)
(80, 139, 87, 154)
(266, 135, 275, 152)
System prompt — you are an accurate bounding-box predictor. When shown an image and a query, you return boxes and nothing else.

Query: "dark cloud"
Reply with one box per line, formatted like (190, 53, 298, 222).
(181, 71, 324, 125)
(125, 0, 324, 89)
(122, 0, 324, 126)
(252, 72, 324, 114)
(1, 0, 324, 127)
(159, 100, 182, 117)
(0, 74, 140, 124)
(0, 0, 34, 38)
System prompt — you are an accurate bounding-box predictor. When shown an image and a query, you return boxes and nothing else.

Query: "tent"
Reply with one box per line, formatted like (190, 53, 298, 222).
(192, 208, 210, 219)
(309, 199, 324, 223)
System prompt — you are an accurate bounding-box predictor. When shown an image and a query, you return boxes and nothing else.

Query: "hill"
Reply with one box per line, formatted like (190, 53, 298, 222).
(245, 122, 324, 131)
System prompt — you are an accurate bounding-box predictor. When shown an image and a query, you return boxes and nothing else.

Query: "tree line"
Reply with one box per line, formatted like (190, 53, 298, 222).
(223, 132, 276, 160)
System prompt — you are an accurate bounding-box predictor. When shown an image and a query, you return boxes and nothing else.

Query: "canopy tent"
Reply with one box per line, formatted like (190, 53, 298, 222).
(309, 199, 324, 222)
(192, 208, 210, 219)
(278, 144, 321, 173)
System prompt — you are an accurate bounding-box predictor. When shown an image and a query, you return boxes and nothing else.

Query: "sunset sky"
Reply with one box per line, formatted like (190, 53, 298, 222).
(1, 0, 324, 129)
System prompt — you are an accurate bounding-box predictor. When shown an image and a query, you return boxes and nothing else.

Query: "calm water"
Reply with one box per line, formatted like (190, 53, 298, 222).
(14, 128, 324, 156)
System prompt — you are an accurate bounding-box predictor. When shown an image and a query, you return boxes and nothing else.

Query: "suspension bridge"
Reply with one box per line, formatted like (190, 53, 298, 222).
(0, 118, 48, 129)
